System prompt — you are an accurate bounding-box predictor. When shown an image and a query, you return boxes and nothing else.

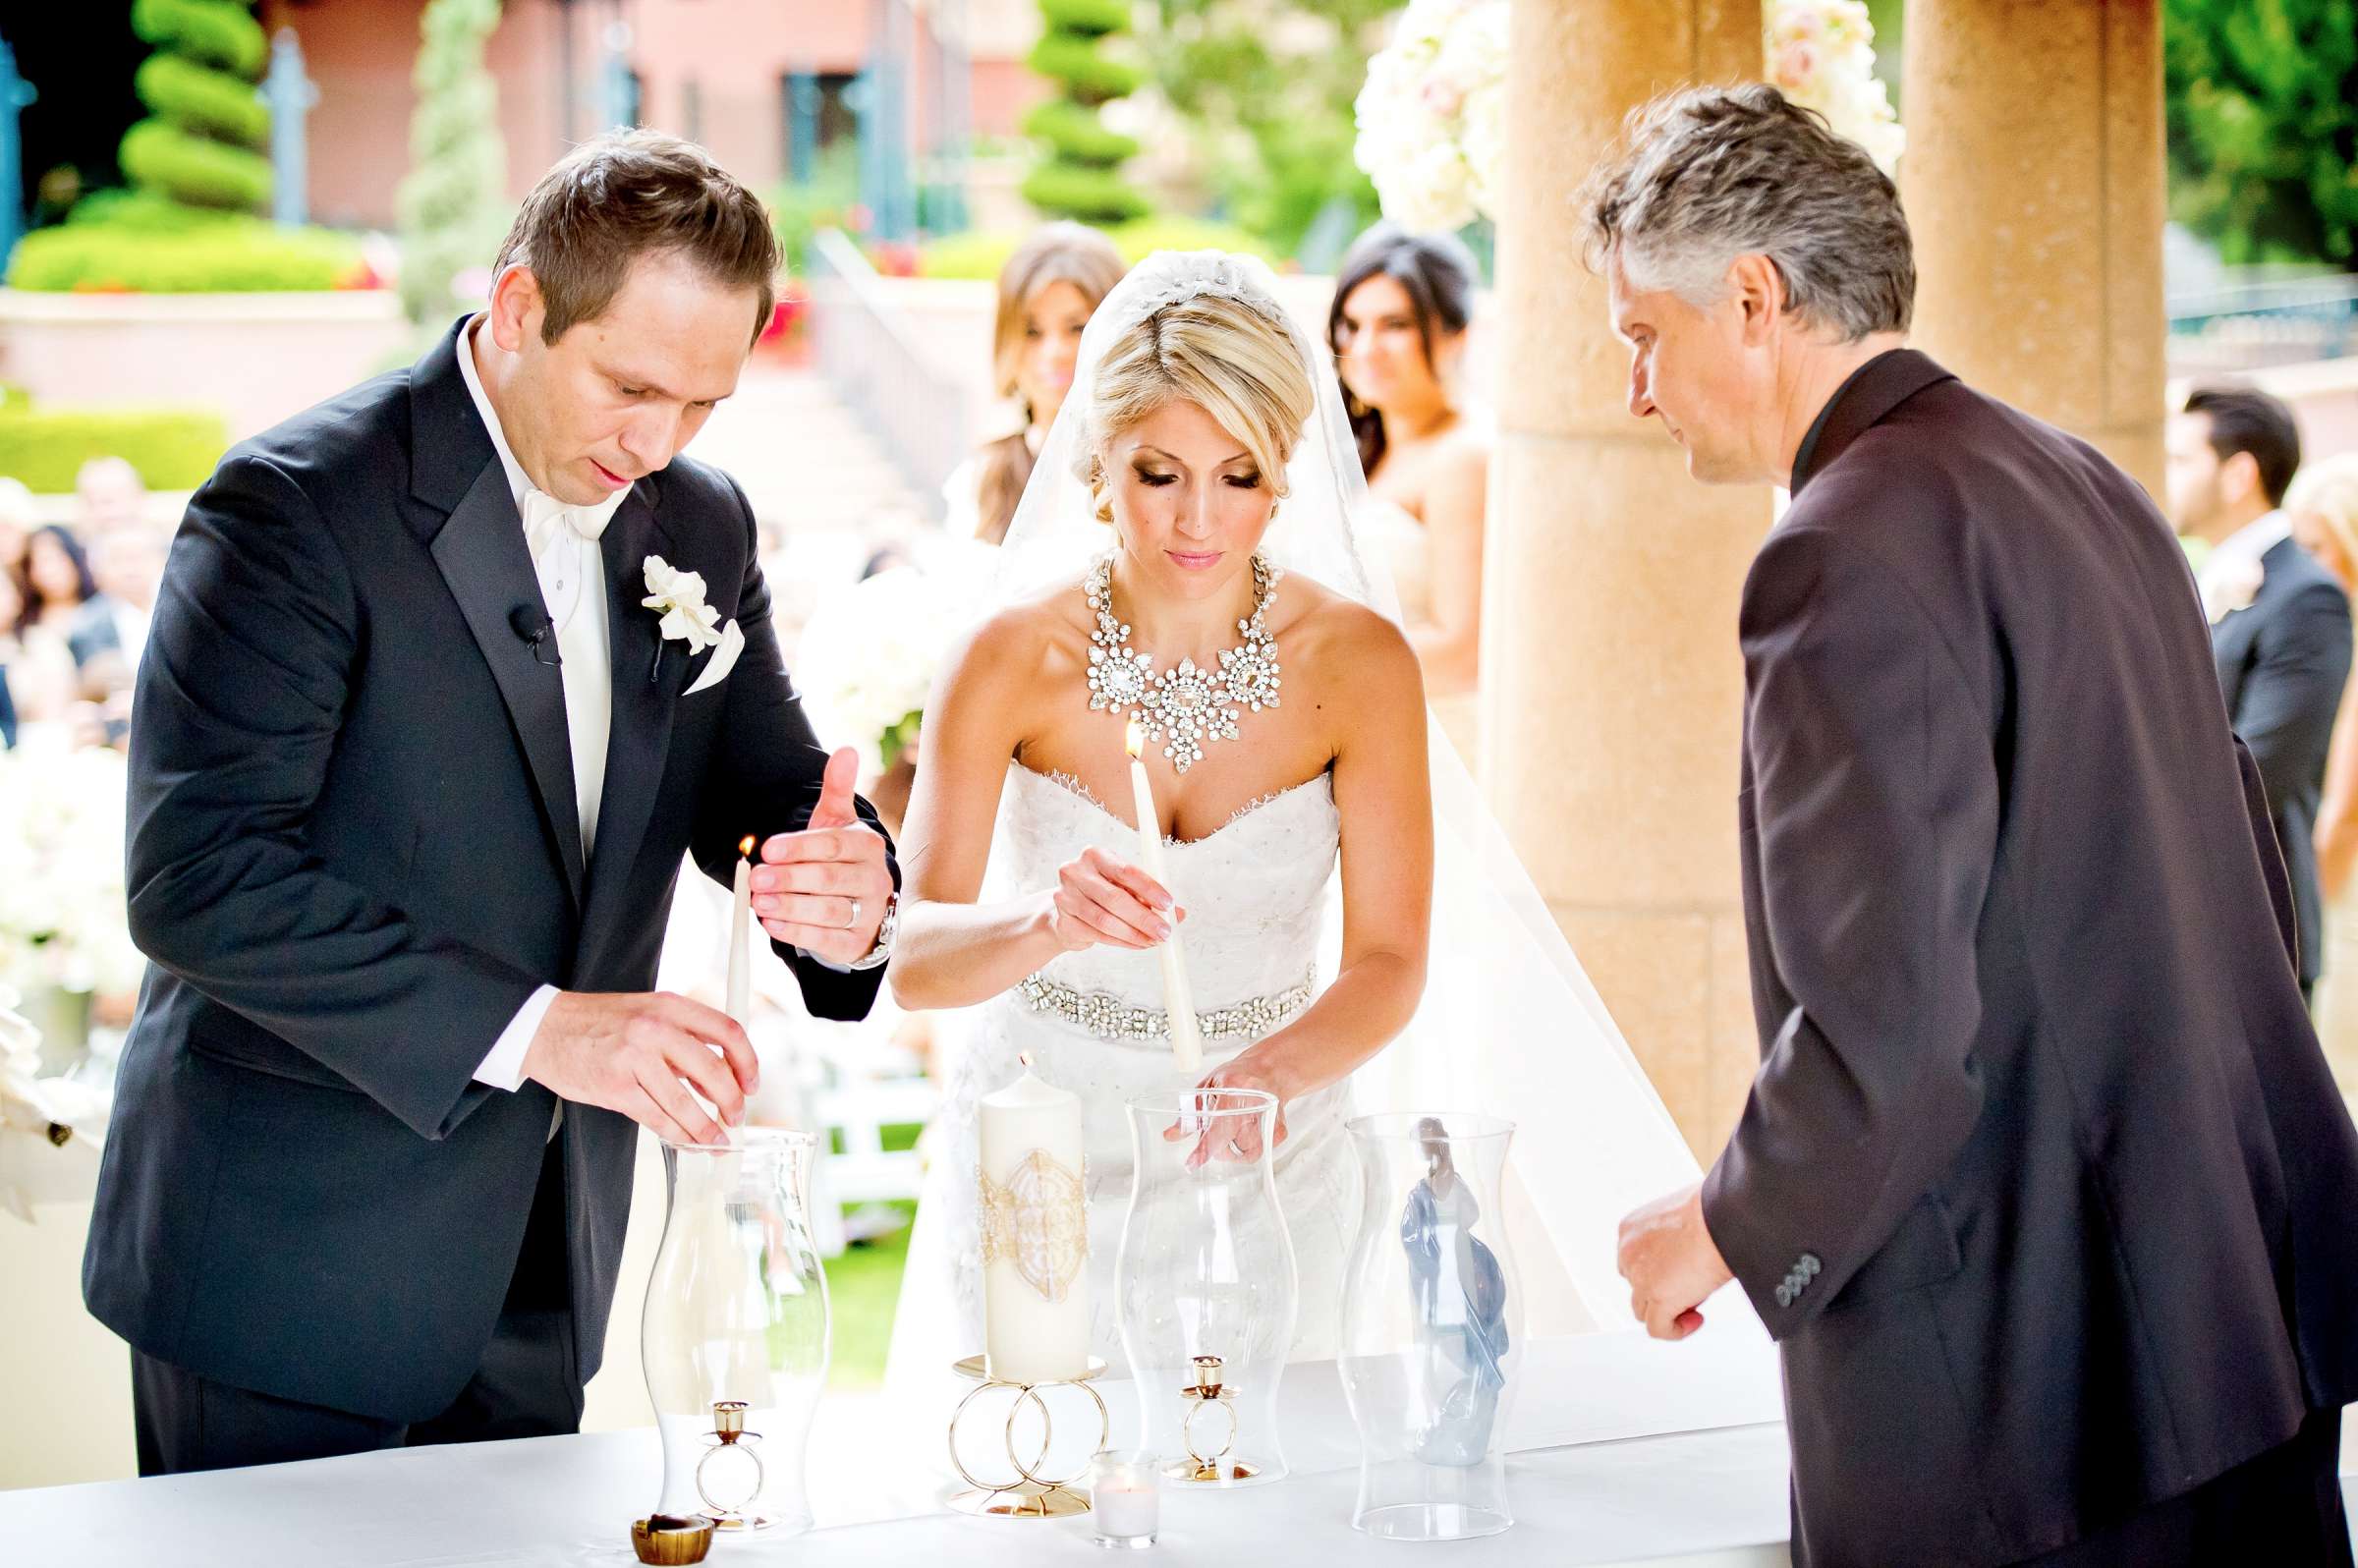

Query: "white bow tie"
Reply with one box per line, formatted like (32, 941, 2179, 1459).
(522, 489, 609, 562)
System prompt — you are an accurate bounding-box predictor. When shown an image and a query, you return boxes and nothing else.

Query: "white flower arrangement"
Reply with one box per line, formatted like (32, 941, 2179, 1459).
(1354, 0, 1902, 236)
(0, 745, 145, 1002)
(1765, 0, 1905, 174)
(793, 561, 980, 781)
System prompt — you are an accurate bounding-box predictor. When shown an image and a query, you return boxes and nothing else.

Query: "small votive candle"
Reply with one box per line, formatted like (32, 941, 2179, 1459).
(1090, 1449, 1160, 1549)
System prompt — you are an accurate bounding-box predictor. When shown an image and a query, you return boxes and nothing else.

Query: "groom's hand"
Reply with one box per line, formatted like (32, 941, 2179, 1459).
(1617, 1182, 1734, 1341)
(751, 747, 894, 964)
(522, 991, 758, 1147)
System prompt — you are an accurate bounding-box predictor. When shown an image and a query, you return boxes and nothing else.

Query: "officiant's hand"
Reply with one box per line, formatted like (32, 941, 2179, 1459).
(751, 747, 895, 964)
(523, 991, 758, 1147)
(1043, 847, 1185, 954)
(1617, 1183, 1734, 1341)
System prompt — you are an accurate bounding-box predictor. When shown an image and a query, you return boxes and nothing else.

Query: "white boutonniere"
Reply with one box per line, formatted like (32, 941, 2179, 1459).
(642, 555, 746, 694)
(2203, 552, 2266, 626)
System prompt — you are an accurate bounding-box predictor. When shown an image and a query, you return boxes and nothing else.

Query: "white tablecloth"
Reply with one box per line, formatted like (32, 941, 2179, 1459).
(0, 1321, 1794, 1567)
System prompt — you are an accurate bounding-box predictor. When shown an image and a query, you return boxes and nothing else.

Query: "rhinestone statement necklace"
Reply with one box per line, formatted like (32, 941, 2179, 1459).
(1084, 553, 1282, 771)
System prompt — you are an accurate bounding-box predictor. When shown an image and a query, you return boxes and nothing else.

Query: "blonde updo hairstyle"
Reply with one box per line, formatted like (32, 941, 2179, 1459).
(2288, 454, 2358, 580)
(1075, 291, 1319, 526)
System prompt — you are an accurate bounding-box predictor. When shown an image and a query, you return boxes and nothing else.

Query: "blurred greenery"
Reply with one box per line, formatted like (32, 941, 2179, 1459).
(0, 399, 230, 491)
(7, 193, 369, 290)
(397, 0, 512, 326)
(125, 0, 272, 212)
(2163, 0, 2358, 269)
(1027, 0, 1151, 224)
(771, 143, 863, 274)
(1146, 0, 1389, 261)
(916, 214, 1276, 280)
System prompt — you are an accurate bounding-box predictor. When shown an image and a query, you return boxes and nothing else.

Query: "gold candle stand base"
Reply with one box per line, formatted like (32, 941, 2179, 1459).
(946, 1354, 1110, 1519)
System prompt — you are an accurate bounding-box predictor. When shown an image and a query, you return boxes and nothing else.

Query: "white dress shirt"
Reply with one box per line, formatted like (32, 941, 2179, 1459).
(458, 316, 633, 1093)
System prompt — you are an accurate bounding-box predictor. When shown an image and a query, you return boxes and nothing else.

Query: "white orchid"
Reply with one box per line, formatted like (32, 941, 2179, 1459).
(2204, 552, 2268, 625)
(641, 555, 723, 653)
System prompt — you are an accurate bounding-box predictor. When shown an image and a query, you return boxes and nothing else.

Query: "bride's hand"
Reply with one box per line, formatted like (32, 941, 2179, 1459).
(1167, 1052, 1292, 1169)
(1044, 847, 1184, 954)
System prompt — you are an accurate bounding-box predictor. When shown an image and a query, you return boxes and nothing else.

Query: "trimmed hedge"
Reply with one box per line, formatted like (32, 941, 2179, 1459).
(1027, 32, 1145, 106)
(0, 403, 230, 492)
(7, 211, 369, 292)
(136, 52, 268, 145)
(1019, 163, 1151, 225)
(120, 119, 272, 210)
(916, 217, 1278, 281)
(1021, 99, 1140, 167)
(131, 0, 266, 78)
(1039, 0, 1130, 35)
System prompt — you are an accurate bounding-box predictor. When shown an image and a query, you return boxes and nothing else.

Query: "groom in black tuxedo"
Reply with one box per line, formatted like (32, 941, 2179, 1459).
(84, 131, 900, 1474)
(1598, 88, 2358, 1566)
(2167, 384, 2350, 1004)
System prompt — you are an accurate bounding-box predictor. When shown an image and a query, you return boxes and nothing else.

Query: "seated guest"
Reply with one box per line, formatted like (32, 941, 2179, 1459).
(70, 526, 163, 677)
(74, 455, 147, 537)
(2168, 385, 2351, 1002)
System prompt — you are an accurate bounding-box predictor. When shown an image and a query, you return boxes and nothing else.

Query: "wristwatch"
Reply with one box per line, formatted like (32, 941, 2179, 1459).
(846, 890, 898, 972)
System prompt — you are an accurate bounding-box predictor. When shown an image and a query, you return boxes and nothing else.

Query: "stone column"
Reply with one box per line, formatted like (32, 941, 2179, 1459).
(1489, 0, 1769, 1158)
(1902, 0, 2167, 496)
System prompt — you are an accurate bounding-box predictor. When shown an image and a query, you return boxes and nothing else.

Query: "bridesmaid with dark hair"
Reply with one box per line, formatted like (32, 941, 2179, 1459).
(943, 223, 1128, 545)
(1328, 223, 1488, 750)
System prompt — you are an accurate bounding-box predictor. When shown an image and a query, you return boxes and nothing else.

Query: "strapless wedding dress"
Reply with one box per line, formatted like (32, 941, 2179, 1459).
(886, 761, 1358, 1389)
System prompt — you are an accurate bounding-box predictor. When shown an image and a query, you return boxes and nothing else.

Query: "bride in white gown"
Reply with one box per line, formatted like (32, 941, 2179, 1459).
(882, 252, 1702, 1405)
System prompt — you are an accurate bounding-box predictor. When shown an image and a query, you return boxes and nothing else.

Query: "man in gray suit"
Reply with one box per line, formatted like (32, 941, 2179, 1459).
(1599, 86, 2358, 1567)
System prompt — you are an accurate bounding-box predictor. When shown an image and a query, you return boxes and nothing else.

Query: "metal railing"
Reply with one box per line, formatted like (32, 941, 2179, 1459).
(805, 227, 969, 520)
(2167, 275, 2358, 373)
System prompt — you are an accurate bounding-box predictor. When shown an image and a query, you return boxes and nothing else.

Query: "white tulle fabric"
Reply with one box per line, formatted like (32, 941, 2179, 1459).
(886, 252, 1701, 1411)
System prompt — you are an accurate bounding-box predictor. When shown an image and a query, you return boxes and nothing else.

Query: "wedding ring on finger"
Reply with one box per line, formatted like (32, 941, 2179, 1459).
(846, 898, 863, 931)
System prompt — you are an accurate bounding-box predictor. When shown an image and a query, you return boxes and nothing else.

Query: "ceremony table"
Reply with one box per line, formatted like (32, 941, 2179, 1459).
(2, 1322, 1797, 1566)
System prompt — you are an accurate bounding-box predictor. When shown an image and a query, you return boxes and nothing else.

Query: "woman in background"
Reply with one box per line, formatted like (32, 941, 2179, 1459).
(2291, 452, 2358, 1105)
(943, 223, 1127, 545)
(1328, 223, 1488, 756)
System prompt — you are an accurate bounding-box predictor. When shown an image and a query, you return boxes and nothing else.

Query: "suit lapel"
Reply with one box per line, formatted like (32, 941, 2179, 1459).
(428, 461, 589, 904)
(583, 483, 678, 923)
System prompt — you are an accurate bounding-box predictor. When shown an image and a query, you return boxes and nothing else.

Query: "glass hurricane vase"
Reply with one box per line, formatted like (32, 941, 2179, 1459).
(641, 1129, 830, 1535)
(1338, 1113, 1522, 1540)
(1115, 1088, 1297, 1487)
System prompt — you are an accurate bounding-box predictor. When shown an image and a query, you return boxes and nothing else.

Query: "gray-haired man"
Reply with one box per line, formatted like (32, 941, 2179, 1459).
(1600, 85, 2358, 1568)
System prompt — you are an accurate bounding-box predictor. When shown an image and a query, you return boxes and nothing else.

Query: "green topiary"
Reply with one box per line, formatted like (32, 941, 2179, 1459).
(123, 0, 271, 212)
(396, 0, 511, 325)
(1021, 99, 1141, 167)
(135, 52, 269, 145)
(1039, 0, 1132, 35)
(132, 0, 266, 77)
(119, 118, 272, 210)
(0, 401, 231, 492)
(6, 212, 367, 291)
(1026, 0, 1150, 225)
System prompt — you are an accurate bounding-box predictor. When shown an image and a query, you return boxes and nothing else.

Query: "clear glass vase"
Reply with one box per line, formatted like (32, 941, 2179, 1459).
(1115, 1088, 1297, 1486)
(1338, 1113, 1522, 1540)
(641, 1129, 829, 1535)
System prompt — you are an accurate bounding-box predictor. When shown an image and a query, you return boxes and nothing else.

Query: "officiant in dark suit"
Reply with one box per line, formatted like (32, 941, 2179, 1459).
(85, 131, 902, 1476)
(2168, 384, 2351, 1003)
(1598, 87, 2358, 1567)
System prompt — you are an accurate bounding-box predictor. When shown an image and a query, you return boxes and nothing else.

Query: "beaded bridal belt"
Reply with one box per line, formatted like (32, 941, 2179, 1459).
(1014, 969, 1318, 1045)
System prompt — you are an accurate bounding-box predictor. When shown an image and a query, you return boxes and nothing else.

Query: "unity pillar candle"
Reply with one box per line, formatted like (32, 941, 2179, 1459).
(979, 1056, 1090, 1383)
(1124, 720, 1206, 1073)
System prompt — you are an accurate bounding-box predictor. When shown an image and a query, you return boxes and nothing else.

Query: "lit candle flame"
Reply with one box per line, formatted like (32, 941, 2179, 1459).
(738, 835, 757, 859)
(1125, 717, 1146, 760)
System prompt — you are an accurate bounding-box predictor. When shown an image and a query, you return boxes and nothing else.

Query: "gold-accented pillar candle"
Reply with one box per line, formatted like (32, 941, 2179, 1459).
(1125, 720, 1206, 1073)
(979, 1055, 1089, 1383)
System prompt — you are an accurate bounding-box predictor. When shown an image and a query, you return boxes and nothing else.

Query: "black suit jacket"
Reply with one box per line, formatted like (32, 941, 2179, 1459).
(1702, 351, 2358, 1567)
(2211, 534, 2351, 984)
(84, 319, 893, 1423)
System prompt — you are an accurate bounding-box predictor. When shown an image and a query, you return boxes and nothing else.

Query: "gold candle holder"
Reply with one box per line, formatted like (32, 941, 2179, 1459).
(1169, 1353, 1254, 1484)
(629, 1513, 714, 1565)
(695, 1398, 768, 1531)
(945, 1354, 1110, 1519)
